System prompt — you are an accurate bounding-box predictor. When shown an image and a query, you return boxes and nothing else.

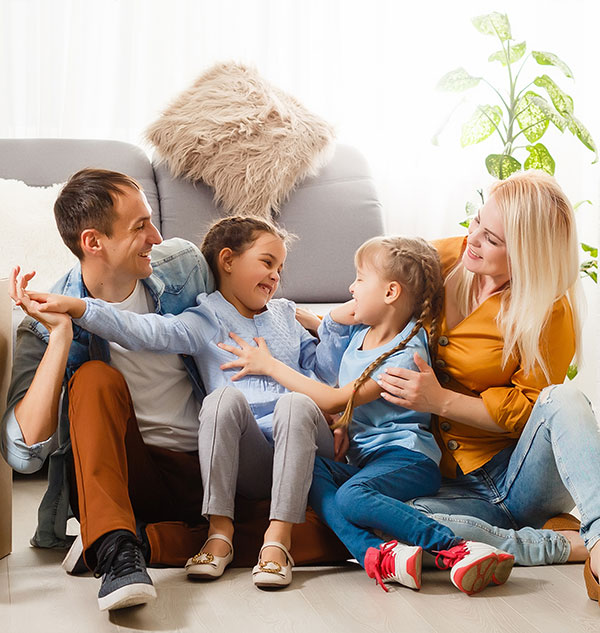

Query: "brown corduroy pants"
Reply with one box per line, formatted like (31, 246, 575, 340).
(68, 361, 349, 568)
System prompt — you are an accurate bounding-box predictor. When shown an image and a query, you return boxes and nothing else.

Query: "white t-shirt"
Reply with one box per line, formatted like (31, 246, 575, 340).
(108, 281, 201, 452)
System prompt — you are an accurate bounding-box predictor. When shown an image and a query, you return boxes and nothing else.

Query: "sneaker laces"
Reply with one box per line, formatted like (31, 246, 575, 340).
(434, 541, 468, 570)
(367, 540, 399, 592)
(94, 533, 144, 580)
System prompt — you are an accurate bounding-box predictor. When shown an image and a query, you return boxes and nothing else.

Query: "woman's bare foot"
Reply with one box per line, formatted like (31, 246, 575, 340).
(561, 530, 589, 563)
(590, 542, 600, 578)
(261, 520, 293, 566)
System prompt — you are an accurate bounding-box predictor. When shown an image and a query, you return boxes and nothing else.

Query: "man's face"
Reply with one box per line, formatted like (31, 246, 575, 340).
(101, 187, 162, 280)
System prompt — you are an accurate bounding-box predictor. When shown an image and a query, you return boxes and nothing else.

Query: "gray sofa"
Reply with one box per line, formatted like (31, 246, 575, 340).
(0, 139, 384, 307)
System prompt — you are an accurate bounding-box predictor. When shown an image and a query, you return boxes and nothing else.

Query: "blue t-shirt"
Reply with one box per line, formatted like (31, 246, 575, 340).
(337, 320, 442, 467)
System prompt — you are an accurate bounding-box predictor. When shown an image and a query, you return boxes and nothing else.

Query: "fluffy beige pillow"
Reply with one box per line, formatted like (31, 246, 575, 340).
(0, 179, 76, 292)
(146, 62, 335, 218)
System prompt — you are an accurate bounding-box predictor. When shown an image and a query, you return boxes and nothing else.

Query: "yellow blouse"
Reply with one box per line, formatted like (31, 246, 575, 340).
(432, 237, 575, 477)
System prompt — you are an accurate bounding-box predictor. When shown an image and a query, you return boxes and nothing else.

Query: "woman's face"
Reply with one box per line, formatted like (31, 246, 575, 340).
(463, 195, 510, 285)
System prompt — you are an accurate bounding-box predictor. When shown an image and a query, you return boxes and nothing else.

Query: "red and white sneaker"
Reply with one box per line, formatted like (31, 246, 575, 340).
(364, 540, 422, 592)
(435, 541, 514, 595)
(492, 549, 515, 586)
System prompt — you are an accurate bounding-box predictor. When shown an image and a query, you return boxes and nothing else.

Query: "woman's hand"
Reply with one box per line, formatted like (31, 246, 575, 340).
(9, 267, 73, 335)
(378, 352, 449, 416)
(218, 332, 276, 381)
(329, 299, 359, 325)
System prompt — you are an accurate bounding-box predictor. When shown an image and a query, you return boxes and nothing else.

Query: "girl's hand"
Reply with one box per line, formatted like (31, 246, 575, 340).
(8, 266, 72, 335)
(333, 425, 349, 462)
(329, 299, 359, 325)
(295, 306, 322, 334)
(377, 352, 448, 416)
(218, 332, 276, 381)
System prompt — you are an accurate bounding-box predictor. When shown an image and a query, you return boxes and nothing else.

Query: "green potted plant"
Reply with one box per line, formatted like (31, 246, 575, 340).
(435, 11, 597, 285)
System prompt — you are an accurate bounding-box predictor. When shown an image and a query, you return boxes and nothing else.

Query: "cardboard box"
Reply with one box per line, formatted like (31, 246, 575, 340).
(0, 278, 13, 559)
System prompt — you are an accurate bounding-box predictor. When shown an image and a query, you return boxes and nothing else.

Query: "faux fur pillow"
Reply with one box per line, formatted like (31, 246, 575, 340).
(146, 62, 335, 218)
(0, 179, 76, 291)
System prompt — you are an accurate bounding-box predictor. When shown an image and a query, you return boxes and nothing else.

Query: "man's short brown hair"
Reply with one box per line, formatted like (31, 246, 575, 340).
(54, 168, 142, 259)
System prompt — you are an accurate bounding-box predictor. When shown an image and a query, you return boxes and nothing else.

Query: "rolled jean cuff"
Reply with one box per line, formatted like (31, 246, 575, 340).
(585, 532, 600, 553)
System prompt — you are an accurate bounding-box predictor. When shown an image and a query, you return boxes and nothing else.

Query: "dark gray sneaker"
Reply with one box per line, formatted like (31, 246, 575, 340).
(94, 530, 156, 611)
(62, 522, 150, 576)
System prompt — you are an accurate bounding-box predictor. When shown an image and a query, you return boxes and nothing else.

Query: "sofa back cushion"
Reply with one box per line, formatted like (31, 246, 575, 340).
(156, 144, 384, 303)
(0, 139, 160, 222)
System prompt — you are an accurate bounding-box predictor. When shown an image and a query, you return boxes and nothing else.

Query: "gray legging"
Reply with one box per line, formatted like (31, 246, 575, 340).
(198, 386, 335, 524)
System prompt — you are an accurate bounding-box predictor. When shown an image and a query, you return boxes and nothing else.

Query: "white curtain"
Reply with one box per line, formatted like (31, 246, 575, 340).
(1, 0, 599, 404)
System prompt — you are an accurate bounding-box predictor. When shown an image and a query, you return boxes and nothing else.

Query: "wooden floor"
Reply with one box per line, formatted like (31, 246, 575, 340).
(1, 472, 599, 633)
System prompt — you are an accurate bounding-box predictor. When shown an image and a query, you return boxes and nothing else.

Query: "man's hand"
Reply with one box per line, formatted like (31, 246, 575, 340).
(329, 299, 359, 325)
(10, 266, 86, 320)
(10, 267, 73, 334)
(218, 332, 276, 381)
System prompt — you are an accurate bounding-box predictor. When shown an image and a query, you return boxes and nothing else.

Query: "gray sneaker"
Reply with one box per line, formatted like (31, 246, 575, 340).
(94, 530, 156, 611)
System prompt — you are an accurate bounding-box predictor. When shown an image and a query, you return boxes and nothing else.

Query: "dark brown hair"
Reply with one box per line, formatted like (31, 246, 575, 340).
(54, 168, 141, 259)
(335, 236, 444, 428)
(200, 215, 292, 283)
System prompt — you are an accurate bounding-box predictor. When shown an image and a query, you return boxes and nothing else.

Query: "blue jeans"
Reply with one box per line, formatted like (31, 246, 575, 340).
(308, 445, 461, 567)
(408, 383, 600, 565)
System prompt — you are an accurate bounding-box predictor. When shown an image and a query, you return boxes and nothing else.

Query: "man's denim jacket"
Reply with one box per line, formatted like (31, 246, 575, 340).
(0, 238, 215, 548)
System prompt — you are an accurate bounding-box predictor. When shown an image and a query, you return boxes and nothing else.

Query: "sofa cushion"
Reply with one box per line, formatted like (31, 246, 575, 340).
(0, 178, 77, 291)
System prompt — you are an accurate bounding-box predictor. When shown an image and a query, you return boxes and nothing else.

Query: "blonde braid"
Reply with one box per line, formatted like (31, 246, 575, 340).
(333, 237, 444, 430)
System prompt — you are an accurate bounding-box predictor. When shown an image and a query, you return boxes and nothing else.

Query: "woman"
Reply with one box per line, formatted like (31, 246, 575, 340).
(378, 169, 600, 604)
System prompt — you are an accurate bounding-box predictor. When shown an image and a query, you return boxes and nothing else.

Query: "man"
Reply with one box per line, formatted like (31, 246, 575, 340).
(1, 169, 214, 611)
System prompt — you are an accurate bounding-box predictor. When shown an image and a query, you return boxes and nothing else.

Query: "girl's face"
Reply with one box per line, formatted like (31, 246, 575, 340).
(220, 231, 287, 318)
(349, 258, 391, 325)
(463, 195, 510, 285)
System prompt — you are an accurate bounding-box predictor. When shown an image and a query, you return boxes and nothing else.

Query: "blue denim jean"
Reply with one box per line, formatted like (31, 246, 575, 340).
(308, 445, 461, 567)
(408, 383, 600, 565)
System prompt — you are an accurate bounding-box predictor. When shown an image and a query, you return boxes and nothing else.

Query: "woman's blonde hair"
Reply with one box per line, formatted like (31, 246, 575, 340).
(448, 169, 582, 379)
(335, 236, 444, 428)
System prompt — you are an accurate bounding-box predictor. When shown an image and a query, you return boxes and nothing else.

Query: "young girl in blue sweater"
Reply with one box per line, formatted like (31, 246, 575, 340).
(218, 235, 515, 594)
(14, 216, 340, 589)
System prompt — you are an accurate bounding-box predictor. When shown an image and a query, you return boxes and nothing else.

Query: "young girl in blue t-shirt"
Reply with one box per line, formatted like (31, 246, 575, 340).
(219, 235, 515, 595)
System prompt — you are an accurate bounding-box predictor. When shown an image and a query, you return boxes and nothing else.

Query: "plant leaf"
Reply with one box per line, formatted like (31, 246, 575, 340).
(581, 243, 598, 258)
(531, 51, 574, 78)
(460, 105, 503, 147)
(574, 200, 593, 211)
(465, 201, 478, 216)
(564, 114, 599, 163)
(580, 260, 597, 283)
(529, 95, 568, 131)
(485, 154, 521, 179)
(437, 68, 481, 92)
(489, 41, 526, 65)
(524, 143, 555, 175)
(472, 12, 512, 41)
(515, 92, 550, 141)
(567, 364, 578, 380)
(533, 75, 574, 115)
